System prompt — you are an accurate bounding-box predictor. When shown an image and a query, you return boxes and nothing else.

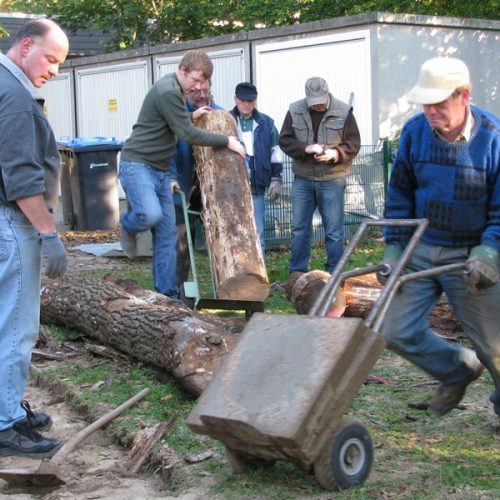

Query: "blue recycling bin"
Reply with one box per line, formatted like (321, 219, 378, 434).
(57, 137, 123, 231)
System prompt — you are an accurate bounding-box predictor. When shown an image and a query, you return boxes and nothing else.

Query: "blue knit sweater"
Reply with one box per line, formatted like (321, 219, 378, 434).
(384, 105, 500, 251)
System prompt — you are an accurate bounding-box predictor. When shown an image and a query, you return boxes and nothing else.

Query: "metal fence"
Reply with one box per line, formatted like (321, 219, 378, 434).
(264, 142, 389, 249)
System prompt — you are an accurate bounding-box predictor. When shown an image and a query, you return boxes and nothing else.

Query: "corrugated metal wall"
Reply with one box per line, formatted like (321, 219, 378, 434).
(75, 60, 150, 139)
(38, 72, 75, 140)
(154, 48, 246, 111)
(254, 30, 372, 144)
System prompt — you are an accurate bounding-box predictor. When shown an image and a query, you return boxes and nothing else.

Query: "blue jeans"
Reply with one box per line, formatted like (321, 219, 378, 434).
(252, 194, 265, 255)
(0, 206, 41, 430)
(290, 176, 346, 273)
(119, 162, 178, 298)
(381, 242, 500, 416)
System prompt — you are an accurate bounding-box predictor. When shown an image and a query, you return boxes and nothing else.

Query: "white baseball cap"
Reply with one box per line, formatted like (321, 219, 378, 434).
(406, 57, 470, 105)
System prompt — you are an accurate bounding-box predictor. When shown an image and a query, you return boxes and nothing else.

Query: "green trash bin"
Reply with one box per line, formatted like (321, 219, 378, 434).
(57, 137, 123, 231)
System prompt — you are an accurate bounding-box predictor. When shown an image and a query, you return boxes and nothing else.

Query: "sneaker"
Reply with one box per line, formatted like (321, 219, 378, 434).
(0, 427, 61, 458)
(119, 226, 137, 258)
(15, 400, 52, 432)
(429, 363, 485, 416)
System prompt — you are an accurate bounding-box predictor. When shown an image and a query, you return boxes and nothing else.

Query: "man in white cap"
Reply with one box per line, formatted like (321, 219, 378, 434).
(380, 57, 500, 426)
(279, 77, 360, 275)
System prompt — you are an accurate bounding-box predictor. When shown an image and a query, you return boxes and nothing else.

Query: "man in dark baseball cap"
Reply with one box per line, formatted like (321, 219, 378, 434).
(230, 82, 282, 255)
(235, 82, 258, 100)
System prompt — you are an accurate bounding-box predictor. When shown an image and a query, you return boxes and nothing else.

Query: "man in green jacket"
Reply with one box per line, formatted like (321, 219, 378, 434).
(119, 49, 244, 298)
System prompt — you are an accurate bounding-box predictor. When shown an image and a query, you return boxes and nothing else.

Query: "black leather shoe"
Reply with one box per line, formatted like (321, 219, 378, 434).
(0, 427, 61, 458)
(15, 400, 53, 432)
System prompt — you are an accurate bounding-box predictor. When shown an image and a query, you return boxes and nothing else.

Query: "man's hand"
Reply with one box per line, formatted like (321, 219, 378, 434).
(314, 148, 339, 163)
(376, 244, 402, 286)
(464, 244, 499, 293)
(305, 143, 323, 155)
(192, 106, 212, 120)
(40, 232, 67, 279)
(170, 179, 180, 193)
(268, 178, 282, 202)
(227, 136, 246, 158)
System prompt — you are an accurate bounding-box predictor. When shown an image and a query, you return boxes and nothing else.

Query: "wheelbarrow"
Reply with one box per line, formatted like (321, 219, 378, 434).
(177, 190, 264, 318)
(186, 218, 466, 490)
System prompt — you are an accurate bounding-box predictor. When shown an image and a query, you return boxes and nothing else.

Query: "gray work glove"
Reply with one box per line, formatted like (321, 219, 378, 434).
(376, 244, 402, 286)
(40, 232, 67, 279)
(268, 177, 282, 202)
(464, 244, 499, 293)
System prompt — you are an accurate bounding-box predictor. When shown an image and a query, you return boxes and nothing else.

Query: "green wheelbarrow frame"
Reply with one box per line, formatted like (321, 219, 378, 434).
(178, 190, 265, 317)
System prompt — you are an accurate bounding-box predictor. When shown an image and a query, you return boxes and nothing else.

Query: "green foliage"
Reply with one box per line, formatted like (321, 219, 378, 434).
(8, 0, 499, 52)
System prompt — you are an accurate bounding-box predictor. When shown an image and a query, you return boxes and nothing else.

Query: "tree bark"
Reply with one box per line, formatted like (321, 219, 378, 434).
(193, 110, 269, 302)
(40, 276, 238, 396)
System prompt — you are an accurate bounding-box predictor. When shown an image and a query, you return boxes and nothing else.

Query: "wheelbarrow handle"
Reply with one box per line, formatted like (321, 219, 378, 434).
(371, 262, 466, 333)
(309, 218, 429, 318)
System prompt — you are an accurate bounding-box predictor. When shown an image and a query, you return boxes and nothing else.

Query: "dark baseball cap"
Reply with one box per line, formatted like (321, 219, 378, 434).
(235, 82, 258, 100)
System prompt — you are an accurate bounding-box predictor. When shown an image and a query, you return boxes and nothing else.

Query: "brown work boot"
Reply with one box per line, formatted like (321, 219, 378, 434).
(429, 363, 485, 416)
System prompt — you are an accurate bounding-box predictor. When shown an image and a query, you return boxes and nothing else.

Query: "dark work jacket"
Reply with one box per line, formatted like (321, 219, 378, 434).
(229, 107, 282, 195)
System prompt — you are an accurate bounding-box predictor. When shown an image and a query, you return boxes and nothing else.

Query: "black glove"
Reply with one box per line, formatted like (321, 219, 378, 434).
(40, 232, 67, 279)
(376, 244, 402, 286)
(464, 244, 499, 293)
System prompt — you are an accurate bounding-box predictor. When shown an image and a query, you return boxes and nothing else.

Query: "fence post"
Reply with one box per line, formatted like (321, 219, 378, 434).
(382, 138, 393, 195)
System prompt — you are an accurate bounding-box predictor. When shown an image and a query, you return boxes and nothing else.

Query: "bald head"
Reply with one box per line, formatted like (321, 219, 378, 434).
(7, 19, 69, 88)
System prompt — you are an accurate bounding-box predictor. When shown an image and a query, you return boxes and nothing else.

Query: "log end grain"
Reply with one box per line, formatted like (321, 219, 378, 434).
(217, 273, 270, 302)
(290, 270, 346, 316)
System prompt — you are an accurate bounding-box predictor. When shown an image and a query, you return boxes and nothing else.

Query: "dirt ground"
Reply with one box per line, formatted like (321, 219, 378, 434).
(0, 230, 210, 499)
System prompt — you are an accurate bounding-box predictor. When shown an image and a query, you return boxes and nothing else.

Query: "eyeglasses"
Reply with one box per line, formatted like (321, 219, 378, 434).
(191, 89, 211, 96)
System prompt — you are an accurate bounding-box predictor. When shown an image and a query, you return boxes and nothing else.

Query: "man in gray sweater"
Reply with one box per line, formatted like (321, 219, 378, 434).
(0, 18, 68, 458)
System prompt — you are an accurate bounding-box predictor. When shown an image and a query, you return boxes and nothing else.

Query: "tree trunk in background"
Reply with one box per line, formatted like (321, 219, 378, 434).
(193, 110, 269, 302)
(40, 276, 238, 396)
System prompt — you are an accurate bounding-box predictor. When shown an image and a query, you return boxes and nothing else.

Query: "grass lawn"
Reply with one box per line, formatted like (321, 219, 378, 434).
(40, 241, 500, 499)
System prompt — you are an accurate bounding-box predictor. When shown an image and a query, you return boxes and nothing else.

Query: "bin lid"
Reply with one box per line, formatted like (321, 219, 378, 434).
(57, 137, 124, 151)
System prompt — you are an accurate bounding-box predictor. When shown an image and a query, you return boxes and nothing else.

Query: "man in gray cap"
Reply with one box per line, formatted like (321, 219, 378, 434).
(379, 56, 500, 426)
(279, 76, 360, 274)
(230, 82, 283, 255)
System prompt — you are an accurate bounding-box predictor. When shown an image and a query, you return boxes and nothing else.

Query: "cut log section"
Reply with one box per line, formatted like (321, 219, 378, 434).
(193, 110, 269, 302)
(288, 270, 346, 317)
(40, 276, 239, 396)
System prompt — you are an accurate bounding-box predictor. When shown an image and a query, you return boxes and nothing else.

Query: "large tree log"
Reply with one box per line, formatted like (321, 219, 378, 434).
(193, 110, 269, 302)
(342, 274, 463, 338)
(285, 271, 462, 338)
(40, 276, 239, 396)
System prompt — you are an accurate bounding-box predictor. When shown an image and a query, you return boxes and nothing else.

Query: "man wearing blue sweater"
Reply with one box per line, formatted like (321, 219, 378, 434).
(381, 57, 500, 426)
